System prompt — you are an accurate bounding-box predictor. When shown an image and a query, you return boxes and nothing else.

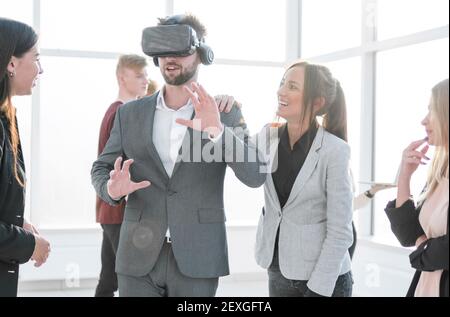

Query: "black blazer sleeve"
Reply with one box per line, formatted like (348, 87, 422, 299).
(0, 120, 36, 264)
(0, 117, 4, 163)
(384, 199, 425, 247)
(0, 117, 5, 160)
(0, 222, 35, 264)
(409, 207, 449, 272)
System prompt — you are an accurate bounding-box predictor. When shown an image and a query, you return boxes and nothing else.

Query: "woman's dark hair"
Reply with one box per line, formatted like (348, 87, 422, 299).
(286, 61, 348, 142)
(0, 17, 38, 186)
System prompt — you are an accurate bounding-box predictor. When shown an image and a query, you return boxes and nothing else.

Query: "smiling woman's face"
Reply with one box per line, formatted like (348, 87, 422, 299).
(276, 66, 305, 122)
(9, 44, 43, 96)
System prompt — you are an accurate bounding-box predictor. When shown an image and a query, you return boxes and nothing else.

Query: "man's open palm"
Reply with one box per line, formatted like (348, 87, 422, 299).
(176, 82, 223, 138)
(107, 157, 151, 200)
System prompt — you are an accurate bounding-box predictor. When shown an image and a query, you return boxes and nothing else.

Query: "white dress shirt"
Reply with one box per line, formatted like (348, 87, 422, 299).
(153, 90, 194, 178)
(154, 90, 193, 239)
(153, 88, 224, 239)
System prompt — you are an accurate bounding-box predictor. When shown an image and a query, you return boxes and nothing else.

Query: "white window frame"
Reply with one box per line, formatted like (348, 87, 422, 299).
(300, 0, 448, 237)
(27, 0, 449, 236)
(27, 0, 292, 228)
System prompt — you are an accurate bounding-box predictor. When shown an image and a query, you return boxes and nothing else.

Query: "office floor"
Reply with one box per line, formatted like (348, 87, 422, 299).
(18, 277, 269, 297)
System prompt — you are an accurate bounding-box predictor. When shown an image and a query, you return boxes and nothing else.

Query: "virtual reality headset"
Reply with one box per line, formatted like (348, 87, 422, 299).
(141, 24, 214, 66)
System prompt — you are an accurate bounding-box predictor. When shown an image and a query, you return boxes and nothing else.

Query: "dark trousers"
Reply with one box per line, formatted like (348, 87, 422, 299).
(268, 232, 353, 297)
(95, 224, 121, 297)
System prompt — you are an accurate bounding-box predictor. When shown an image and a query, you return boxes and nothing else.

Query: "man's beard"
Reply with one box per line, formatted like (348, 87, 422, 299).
(162, 64, 198, 86)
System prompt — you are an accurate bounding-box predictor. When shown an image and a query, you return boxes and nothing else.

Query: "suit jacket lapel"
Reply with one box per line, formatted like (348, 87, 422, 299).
(283, 126, 324, 210)
(171, 111, 196, 178)
(144, 95, 170, 181)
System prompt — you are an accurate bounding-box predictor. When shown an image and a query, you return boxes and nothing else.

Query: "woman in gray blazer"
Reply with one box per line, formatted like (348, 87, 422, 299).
(255, 61, 354, 297)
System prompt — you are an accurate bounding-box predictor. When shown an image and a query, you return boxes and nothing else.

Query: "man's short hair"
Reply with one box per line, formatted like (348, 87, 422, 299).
(116, 54, 148, 76)
(158, 13, 207, 41)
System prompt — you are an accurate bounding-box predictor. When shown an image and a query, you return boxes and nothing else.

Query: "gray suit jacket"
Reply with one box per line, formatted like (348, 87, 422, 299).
(91, 94, 266, 278)
(255, 126, 353, 296)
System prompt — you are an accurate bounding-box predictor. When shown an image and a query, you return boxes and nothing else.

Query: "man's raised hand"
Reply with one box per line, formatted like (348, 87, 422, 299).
(107, 157, 151, 200)
(176, 82, 224, 138)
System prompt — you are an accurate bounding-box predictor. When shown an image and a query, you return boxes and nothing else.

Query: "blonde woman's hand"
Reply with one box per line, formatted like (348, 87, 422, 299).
(398, 139, 430, 182)
(415, 234, 428, 248)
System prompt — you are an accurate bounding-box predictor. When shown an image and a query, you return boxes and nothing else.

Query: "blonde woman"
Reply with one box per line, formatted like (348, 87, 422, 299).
(385, 79, 449, 297)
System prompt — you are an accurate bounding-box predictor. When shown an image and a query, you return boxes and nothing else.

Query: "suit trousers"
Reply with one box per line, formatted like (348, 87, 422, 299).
(118, 240, 219, 297)
(95, 224, 121, 297)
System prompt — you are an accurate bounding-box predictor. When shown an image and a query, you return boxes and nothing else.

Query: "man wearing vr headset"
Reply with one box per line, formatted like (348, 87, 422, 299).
(91, 14, 266, 297)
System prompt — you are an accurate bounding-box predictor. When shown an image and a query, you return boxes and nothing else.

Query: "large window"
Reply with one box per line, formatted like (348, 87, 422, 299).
(0, 0, 33, 25)
(2, 0, 286, 228)
(35, 57, 118, 227)
(302, 0, 449, 241)
(2, 1, 449, 234)
(377, 0, 449, 40)
(40, 0, 166, 53)
(302, 0, 362, 57)
(174, 0, 287, 62)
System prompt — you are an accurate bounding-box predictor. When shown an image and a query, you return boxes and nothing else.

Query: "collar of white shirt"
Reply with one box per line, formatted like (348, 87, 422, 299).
(156, 87, 194, 112)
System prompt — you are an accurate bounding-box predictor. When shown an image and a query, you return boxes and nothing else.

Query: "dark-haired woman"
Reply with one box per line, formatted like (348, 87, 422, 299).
(255, 61, 354, 297)
(0, 17, 50, 297)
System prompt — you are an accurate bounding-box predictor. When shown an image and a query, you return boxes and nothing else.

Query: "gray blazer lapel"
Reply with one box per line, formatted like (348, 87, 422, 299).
(283, 126, 324, 209)
(144, 95, 170, 181)
(266, 173, 282, 211)
(264, 126, 283, 211)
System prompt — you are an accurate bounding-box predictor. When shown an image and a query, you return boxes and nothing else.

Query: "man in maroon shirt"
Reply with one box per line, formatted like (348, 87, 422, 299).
(94, 54, 149, 297)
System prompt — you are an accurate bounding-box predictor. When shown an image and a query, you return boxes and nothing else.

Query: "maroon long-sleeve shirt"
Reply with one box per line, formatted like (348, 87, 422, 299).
(95, 101, 125, 224)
